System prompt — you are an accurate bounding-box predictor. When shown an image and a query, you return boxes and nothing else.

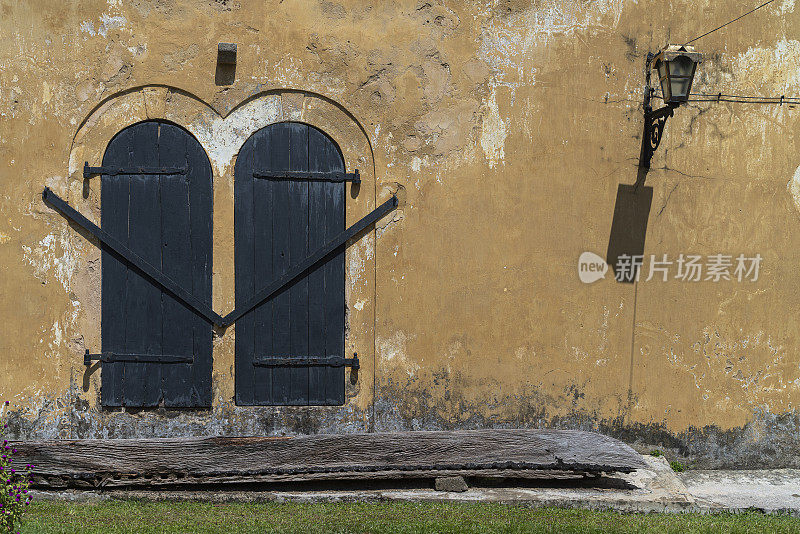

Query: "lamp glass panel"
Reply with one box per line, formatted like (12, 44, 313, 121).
(657, 60, 671, 101)
(668, 56, 694, 99)
(670, 55, 694, 76)
(657, 59, 668, 80)
(670, 78, 691, 99)
(660, 78, 672, 101)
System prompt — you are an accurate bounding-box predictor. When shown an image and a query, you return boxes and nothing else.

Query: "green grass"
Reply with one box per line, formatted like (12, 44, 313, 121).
(17, 501, 800, 533)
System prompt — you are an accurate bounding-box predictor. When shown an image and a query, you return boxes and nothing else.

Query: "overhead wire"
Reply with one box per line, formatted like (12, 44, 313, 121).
(651, 92, 800, 105)
(684, 0, 777, 45)
(640, 0, 792, 106)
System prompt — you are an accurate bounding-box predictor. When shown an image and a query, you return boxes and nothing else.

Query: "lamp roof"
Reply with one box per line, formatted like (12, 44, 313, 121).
(652, 45, 703, 67)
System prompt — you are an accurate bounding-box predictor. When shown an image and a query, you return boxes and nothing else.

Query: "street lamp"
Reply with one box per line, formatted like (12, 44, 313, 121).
(640, 45, 702, 168)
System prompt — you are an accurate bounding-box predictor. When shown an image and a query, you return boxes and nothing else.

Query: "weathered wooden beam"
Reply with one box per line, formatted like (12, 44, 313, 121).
(12, 430, 646, 489)
(25, 469, 604, 490)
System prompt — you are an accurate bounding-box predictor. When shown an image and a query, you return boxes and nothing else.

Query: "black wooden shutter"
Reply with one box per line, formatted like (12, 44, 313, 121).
(235, 122, 346, 406)
(101, 121, 213, 408)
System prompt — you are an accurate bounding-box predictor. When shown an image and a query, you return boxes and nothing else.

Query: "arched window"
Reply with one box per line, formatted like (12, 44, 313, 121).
(234, 122, 346, 406)
(100, 120, 213, 408)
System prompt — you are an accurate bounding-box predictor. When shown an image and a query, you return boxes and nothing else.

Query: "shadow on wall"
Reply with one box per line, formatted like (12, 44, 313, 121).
(606, 167, 653, 283)
(215, 63, 236, 86)
(215, 44, 236, 86)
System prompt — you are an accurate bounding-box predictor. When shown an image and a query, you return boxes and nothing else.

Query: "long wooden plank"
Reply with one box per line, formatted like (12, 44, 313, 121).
(186, 127, 214, 407)
(159, 124, 193, 407)
(288, 123, 310, 405)
(271, 123, 292, 405)
(12, 430, 647, 488)
(124, 122, 162, 407)
(234, 134, 255, 405)
(252, 125, 275, 405)
(100, 129, 132, 407)
(307, 128, 328, 405)
(33, 468, 597, 489)
(321, 130, 346, 406)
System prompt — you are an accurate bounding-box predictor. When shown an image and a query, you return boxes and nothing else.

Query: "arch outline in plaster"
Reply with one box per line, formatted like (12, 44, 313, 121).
(66, 85, 381, 417)
(69, 85, 376, 190)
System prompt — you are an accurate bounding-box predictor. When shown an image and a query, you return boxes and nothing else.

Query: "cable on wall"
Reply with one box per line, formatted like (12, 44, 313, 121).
(652, 92, 800, 105)
(684, 0, 777, 45)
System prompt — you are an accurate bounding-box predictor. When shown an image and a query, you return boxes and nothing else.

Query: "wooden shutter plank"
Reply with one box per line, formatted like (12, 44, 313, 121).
(307, 128, 329, 405)
(186, 129, 214, 408)
(321, 135, 346, 406)
(123, 122, 163, 407)
(234, 136, 256, 406)
(288, 123, 310, 405)
(252, 127, 274, 405)
(100, 130, 133, 407)
(158, 124, 193, 407)
(270, 123, 292, 405)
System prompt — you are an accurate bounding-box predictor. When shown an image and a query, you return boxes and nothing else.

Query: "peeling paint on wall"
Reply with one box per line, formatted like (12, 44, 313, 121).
(378, 331, 420, 378)
(730, 39, 800, 93)
(79, 13, 127, 38)
(787, 164, 800, 215)
(20, 229, 83, 293)
(479, 86, 507, 168)
(187, 97, 282, 177)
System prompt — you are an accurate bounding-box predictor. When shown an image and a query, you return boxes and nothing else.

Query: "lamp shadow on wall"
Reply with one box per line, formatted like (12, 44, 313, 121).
(606, 167, 653, 283)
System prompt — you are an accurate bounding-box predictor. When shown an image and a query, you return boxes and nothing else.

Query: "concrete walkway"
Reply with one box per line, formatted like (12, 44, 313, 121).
(30, 456, 800, 514)
(679, 468, 800, 513)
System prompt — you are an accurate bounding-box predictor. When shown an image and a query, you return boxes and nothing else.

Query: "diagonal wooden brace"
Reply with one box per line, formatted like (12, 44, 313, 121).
(43, 188, 398, 328)
(42, 188, 224, 326)
(221, 196, 399, 326)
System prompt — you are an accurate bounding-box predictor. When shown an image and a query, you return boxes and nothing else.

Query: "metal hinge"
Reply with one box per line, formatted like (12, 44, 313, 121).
(253, 169, 360, 184)
(84, 350, 194, 365)
(84, 162, 188, 179)
(253, 353, 360, 370)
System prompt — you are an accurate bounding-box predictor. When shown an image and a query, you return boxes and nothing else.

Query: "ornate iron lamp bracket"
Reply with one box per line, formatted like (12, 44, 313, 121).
(640, 102, 676, 169)
(639, 52, 678, 169)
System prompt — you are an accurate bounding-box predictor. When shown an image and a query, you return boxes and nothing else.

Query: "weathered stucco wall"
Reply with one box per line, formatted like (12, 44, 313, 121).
(2, 0, 800, 468)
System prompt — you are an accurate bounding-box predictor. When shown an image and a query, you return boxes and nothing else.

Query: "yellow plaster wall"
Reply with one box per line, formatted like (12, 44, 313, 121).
(1, 0, 800, 465)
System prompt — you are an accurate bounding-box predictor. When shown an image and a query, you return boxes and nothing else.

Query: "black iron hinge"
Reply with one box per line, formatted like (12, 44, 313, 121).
(84, 162, 188, 179)
(84, 350, 193, 365)
(253, 354, 360, 370)
(253, 169, 360, 184)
